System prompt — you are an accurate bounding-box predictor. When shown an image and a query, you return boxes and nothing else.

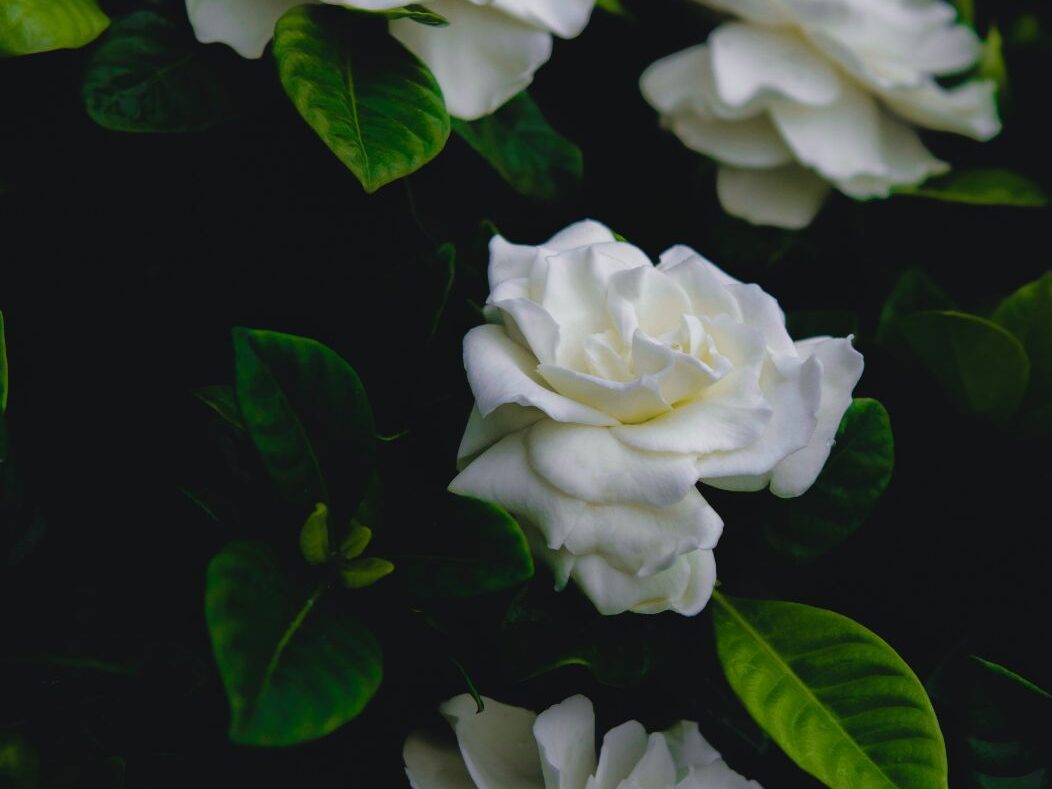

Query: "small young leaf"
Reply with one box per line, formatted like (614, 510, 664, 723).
(765, 398, 894, 561)
(991, 271, 1052, 414)
(596, 0, 631, 16)
(273, 6, 450, 193)
(897, 168, 1048, 207)
(206, 541, 382, 746)
(340, 522, 372, 561)
(341, 557, 394, 589)
(300, 503, 330, 565)
(712, 592, 948, 789)
(0, 0, 108, 57)
(453, 92, 583, 201)
(83, 9, 232, 133)
(899, 311, 1030, 422)
(353, 4, 448, 26)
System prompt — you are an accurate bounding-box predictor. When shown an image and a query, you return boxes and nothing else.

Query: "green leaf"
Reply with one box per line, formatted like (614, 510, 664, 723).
(0, 0, 108, 57)
(273, 6, 450, 193)
(712, 592, 947, 789)
(353, 4, 448, 26)
(340, 557, 394, 589)
(766, 398, 894, 561)
(899, 311, 1030, 422)
(929, 656, 1052, 788)
(232, 328, 375, 519)
(597, 0, 631, 15)
(194, 385, 245, 431)
(0, 311, 8, 414)
(340, 522, 372, 561)
(992, 271, 1052, 414)
(300, 503, 330, 565)
(424, 243, 455, 340)
(978, 26, 1007, 94)
(877, 269, 956, 351)
(82, 9, 232, 133)
(392, 495, 533, 599)
(896, 169, 1048, 207)
(453, 92, 583, 200)
(206, 541, 382, 746)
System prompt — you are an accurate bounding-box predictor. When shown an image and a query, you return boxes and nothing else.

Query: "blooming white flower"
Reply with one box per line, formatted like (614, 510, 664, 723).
(404, 694, 762, 789)
(450, 220, 863, 616)
(185, 0, 595, 119)
(640, 0, 1001, 229)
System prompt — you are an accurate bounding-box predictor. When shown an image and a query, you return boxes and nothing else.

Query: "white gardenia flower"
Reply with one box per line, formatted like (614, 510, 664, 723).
(640, 0, 1002, 229)
(185, 0, 595, 119)
(450, 220, 863, 616)
(405, 694, 762, 789)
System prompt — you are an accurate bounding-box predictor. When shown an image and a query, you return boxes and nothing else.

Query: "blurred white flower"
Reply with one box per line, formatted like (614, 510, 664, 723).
(185, 0, 594, 119)
(450, 220, 863, 616)
(641, 0, 1001, 228)
(404, 694, 763, 789)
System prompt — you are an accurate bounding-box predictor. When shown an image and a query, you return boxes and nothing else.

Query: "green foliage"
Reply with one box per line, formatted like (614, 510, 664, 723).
(0, 0, 108, 57)
(596, 0, 631, 15)
(353, 4, 448, 26)
(766, 399, 894, 561)
(232, 328, 375, 520)
(340, 557, 394, 589)
(992, 271, 1052, 420)
(877, 269, 956, 351)
(205, 541, 382, 746)
(712, 592, 947, 789)
(453, 92, 583, 200)
(273, 6, 450, 193)
(898, 311, 1030, 422)
(82, 9, 232, 133)
(392, 494, 533, 599)
(897, 169, 1048, 207)
(194, 385, 245, 431)
(299, 503, 331, 565)
(929, 656, 1052, 788)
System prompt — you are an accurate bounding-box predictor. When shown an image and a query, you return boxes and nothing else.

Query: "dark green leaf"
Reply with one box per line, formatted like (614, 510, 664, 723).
(929, 656, 1052, 788)
(896, 169, 1048, 207)
(712, 592, 948, 789)
(0, 311, 8, 413)
(992, 271, 1052, 414)
(453, 92, 582, 200)
(899, 311, 1030, 422)
(353, 4, 448, 25)
(232, 328, 375, 520)
(82, 9, 232, 133)
(206, 541, 382, 746)
(877, 268, 956, 351)
(392, 494, 533, 599)
(0, 0, 108, 57)
(766, 398, 894, 561)
(273, 6, 450, 193)
(194, 385, 244, 431)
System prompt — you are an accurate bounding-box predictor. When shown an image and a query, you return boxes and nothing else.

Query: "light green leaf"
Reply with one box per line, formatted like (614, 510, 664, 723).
(82, 9, 232, 133)
(340, 557, 394, 589)
(392, 495, 533, 599)
(896, 169, 1048, 207)
(597, 0, 630, 14)
(453, 92, 582, 200)
(232, 328, 375, 520)
(0, 0, 108, 57)
(766, 399, 894, 561)
(0, 311, 8, 414)
(899, 311, 1030, 421)
(273, 6, 450, 193)
(353, 4, 448, 25)
(712, 592, 947, 789)
(340, 522, 372, 561)
(194, 385, 244, 431)
(300, 503, 330, 565)
(978, 25, 1007, 93)
(992, 271, 1052, 414)
(206, 541, 382, 746)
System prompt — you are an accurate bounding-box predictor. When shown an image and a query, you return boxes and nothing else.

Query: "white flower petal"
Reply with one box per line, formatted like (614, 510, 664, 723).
(693, 0, 792, 26)
(622, 733, 678, 787)
(725, 283, 795, 356)
(404, 730, 477, 789)
(441, 695, 545, 789)
(680, 760, 763, 789)
(538, 364, 671, 424)
(716, 164, 831, 230)
(490, 0, 596, 38)
(664, 109, 796, 169)
(632, 332, 722, 407)
(391, 0, 553, 120)
(492, 297, 561, 364)
(464, 324, 617, 426)
(710, 23, 842, 108)
(457, 402, 545, 467)
(658, 249, 743, 315)
(661, 721, 722, 772)
(834, 110, 948, 198)
(640, 45, 710, 115)
(185, 0, 302, 58)
(533, 695, 598, 789)
(770, 336, 864, 497)
(879, 78, 1001, 141)
(525, 422, 701, 507)
(592, 721, 649, 789)
(570, 547, 716, 615)
(606, 265, 695, 345)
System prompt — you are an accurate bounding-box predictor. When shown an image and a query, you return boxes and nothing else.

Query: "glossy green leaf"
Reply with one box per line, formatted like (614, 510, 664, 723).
(232, 328, 375, 519)
(82, 9, 231, 133)
(929, 656, 1051, 788)
(712, 592, 947, 789)
(992, 271, 1052, 413)
(766, 398, 894, 561)
(273, 6, 450, 193)
(354, 4, 448, 25)
(340, 557, 394, 589)
(897, 169, 1048, 207)
(206, 541, 382, 746)
(899, 311, 1030, 422)
(877, 269, 956, 351)
(453, 92, 582, 200)
(0, 311, 8, 414)
(392, 495, 533, 599)
(194, 385, 244, 431)
(0, 0, 108, 57)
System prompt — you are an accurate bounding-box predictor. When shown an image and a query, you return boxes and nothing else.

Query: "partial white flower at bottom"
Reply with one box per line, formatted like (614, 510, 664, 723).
(450, 220, 863, 616)
(640, 0, 1001, 229)
(404, 694, 762, 789)
(185, 0, 595, 120)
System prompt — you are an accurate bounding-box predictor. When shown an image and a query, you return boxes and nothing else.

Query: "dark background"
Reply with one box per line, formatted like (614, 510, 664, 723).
(2, 0, 1051, 785)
